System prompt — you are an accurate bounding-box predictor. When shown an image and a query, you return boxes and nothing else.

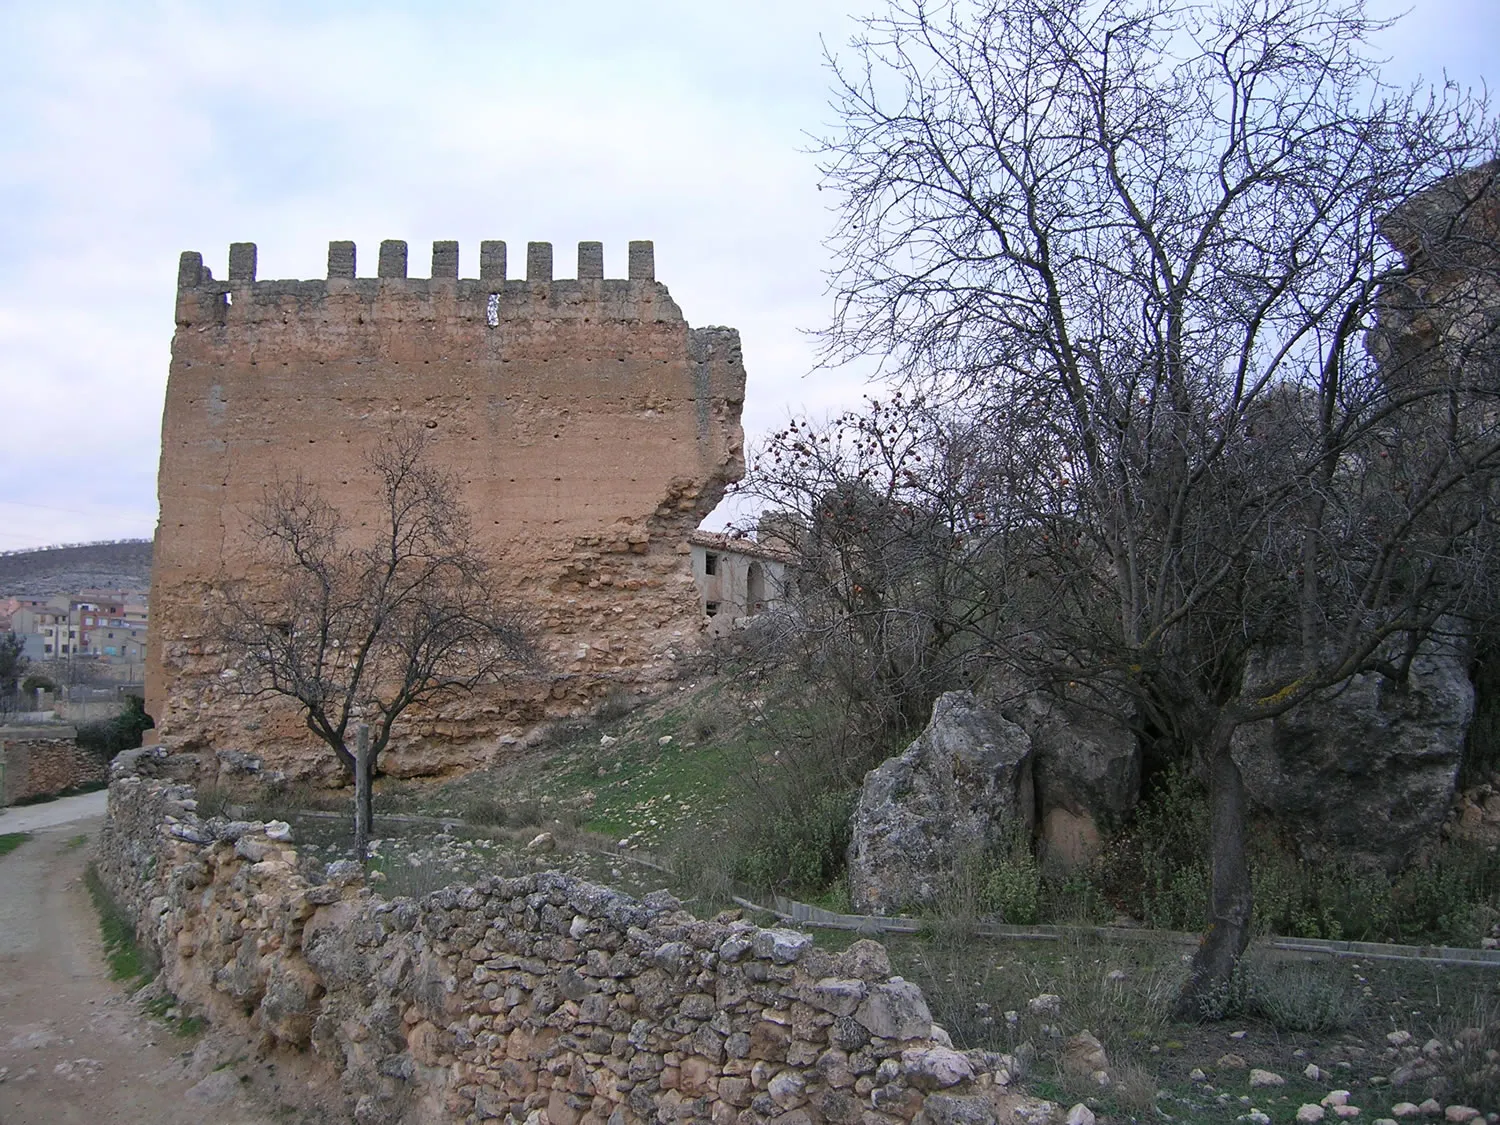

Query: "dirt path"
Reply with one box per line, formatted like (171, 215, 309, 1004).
(0, 818, 283, 1125)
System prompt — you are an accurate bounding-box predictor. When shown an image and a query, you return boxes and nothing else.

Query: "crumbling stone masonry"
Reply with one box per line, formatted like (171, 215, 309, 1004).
(97, 749, 1048, 1125)
(148, 239, 746, 778)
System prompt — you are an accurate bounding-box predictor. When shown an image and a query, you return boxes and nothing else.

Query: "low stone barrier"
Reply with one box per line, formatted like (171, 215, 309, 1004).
(97, 748, 1051, 1125)
(0, 726, 96, 805)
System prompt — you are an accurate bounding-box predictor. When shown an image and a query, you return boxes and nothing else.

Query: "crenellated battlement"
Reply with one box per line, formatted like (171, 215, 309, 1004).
(176, 239, 671, 325)
(178, 238, 656, 288)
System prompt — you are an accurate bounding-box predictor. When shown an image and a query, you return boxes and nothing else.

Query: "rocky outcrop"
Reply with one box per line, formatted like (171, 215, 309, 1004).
(98, 748, 1047, 1125)
(848, 692, 1034, 915)
(1232, 638, 1473, 872)
(993, 689, 1139, 874)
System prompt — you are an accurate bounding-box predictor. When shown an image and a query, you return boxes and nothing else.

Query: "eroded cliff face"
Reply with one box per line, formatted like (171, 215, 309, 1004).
(147, 240, 745, 779)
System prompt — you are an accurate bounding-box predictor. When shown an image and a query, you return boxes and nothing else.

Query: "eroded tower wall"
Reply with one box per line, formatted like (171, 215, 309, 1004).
(148, 239, 745, 778)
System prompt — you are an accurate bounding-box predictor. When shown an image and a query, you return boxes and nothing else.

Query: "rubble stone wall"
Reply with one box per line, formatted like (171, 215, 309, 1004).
(0, 728, 99, 805)
(148, 239, 746, 778)
(97, 749, 1028, 1125)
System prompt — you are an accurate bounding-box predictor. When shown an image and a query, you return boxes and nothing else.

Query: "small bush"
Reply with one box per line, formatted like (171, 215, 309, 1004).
(593, 686, 638, 723)
(20, 672, 56, 694)
(736, 788, 856, 894)
(1245, 958, 1356, 1032)
(1191, 954, 1356, 1030)
(1100, 763, 1211, 931)
(74, 694, 155, 760)
(192, 785, 235, 820)
(461, 794, 512, 826)
(977, 829, 1042, 924)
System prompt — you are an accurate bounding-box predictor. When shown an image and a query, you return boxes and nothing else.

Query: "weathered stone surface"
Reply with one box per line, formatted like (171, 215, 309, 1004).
(148, 241, 747, 779)
(1233, 635, 1472, 871)
(855, 980, 933, 1041)
(96, 762, 994, 1125)
(1060, 1031, 1108, 1082)
(848, 692, 1034, 914)
(992, 686, 1139, 873)
(0, 730, 103, 805)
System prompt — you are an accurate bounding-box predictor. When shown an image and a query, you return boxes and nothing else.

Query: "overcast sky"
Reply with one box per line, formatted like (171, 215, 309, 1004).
(0, 0, 1494, 551)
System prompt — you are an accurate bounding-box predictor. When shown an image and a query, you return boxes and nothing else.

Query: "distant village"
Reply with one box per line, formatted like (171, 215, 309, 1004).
(1, 589, 149, 684)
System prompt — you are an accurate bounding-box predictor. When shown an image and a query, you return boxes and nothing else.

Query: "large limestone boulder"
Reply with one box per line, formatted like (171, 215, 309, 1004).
(998, 688, 1140, 873)
(848, 691, 1034, 914)
(1232, 637, 1473, 872)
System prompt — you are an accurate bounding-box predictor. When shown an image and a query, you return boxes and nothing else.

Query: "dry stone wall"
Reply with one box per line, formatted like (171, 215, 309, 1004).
(98, 748, 1054, 1125)
(149, 238, 746, 779)
(0, 728, 101, 804)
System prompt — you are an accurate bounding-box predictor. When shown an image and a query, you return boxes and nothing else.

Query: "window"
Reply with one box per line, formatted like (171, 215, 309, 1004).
(705, 601, 720, 617)
(704, 552, 719, 576)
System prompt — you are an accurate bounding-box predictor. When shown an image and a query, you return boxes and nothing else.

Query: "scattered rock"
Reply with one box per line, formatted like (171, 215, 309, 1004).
(1298, 1106, 1328, 1124)
(1388, 1030, 1413, 1047)
(1306, 1063, 1324, 1080)
(525, 832, 556, 854)
(1218, 1053, 1248, 1069)
(184, 1070, 240, 1106)
(1065, 1105, 1096, 1125)
(901, 1046, 974, 1089)
(263, 819, 292, 841)
(1027, 993, 1062, 1017)
(1445, 1109, 1480, 1124)
(1249, 1069, 1285, 1089)
(751, 928, 813, 964)
(1390, 1105, 1422, 1120)
(854, 979, 934, 1041)
(1324, 1091, 1352, 1108)
(1061, 1030, 1109, 1083)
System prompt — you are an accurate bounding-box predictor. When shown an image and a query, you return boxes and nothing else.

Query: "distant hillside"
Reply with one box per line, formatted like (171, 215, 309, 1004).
(0, 539, 153, 597)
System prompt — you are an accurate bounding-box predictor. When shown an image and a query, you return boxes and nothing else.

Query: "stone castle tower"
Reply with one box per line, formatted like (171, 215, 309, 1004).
(148, 238, 746, 779)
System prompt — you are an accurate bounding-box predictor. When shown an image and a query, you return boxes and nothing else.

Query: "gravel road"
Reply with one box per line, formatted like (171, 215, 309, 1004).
(0, 812, 287, 1125)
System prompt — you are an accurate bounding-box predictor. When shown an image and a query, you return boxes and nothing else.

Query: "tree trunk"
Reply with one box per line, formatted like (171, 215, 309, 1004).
(1173, 719, 1253, 1020)
(353, 723, 372, 862)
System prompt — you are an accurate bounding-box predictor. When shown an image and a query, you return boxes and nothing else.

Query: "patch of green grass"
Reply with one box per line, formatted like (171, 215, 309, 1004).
(83, 863, 157, 989)
(141, 993, 206, 1037)
(0, 832, 32, 857)
(64, 833, 89, 851)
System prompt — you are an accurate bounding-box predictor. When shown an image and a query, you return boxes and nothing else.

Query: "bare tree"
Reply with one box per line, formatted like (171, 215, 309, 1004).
(817, 0, 1499, 1012)
(744, 394, 1017, 730)
(217, 428, 534, 833)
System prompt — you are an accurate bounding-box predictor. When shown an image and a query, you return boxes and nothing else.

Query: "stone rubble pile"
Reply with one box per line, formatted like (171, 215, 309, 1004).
(96, 748, 1065, 1125)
